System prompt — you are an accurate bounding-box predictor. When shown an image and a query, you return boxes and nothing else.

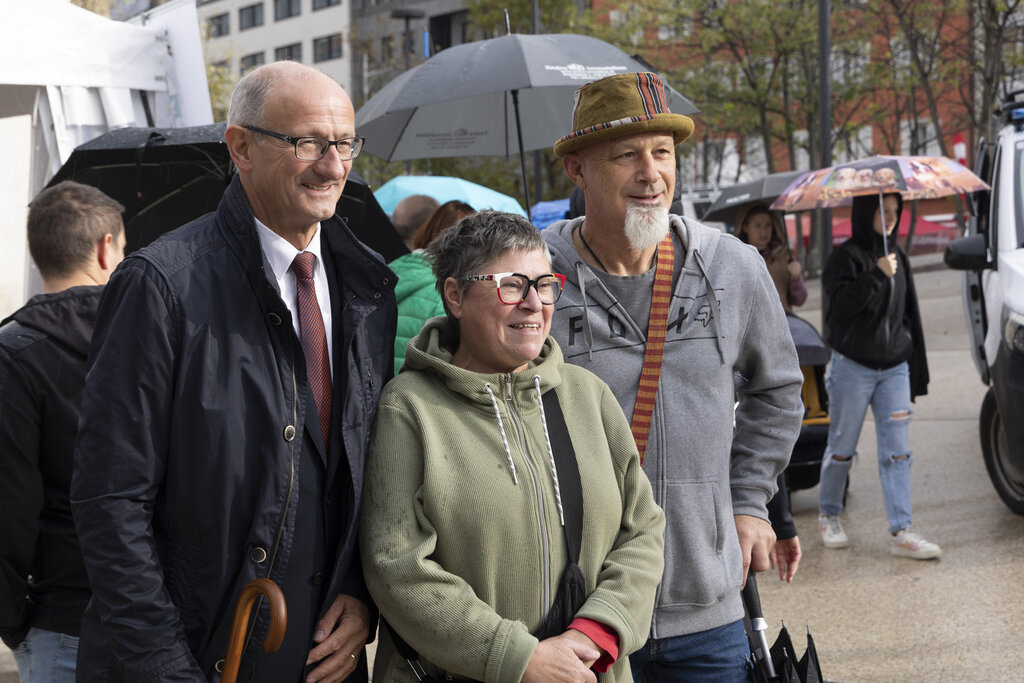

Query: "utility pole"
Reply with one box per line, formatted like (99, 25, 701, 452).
(391, 7, 425, 175)
(814, 0, 832, 278)
(531, 0, 542, 215)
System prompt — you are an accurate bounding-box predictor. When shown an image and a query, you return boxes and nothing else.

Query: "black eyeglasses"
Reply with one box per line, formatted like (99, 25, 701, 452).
(244, 125, 364, 161)
(463, 272, 566, 305)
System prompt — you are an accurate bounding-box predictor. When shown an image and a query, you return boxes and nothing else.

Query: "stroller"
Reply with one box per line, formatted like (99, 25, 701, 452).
(783, 313, 831, 494)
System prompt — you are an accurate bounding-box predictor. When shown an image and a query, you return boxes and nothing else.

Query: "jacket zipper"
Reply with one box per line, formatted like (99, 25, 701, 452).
(503, 373, 552, 616)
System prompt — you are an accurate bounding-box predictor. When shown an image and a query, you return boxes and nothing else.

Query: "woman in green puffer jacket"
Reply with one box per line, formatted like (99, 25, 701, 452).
(389, 201, 475, 375)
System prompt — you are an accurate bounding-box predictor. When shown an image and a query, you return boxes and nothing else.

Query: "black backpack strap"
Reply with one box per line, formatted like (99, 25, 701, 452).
(541, 389, 583, 564)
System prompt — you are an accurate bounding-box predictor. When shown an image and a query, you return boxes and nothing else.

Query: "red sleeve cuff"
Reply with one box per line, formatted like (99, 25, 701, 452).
(569, 618, 619, 673)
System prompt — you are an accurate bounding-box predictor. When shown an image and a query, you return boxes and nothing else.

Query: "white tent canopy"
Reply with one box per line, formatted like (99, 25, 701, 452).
(0, 0, 212, 317)
(0, 0, 168, 91)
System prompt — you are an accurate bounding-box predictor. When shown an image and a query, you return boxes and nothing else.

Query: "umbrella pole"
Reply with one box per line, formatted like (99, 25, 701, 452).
(878, 189, 889, 254)
(510, 89, 532, 218)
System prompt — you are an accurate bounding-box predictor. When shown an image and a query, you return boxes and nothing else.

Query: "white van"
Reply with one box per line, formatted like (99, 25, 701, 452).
(944, 91, 1024, 515)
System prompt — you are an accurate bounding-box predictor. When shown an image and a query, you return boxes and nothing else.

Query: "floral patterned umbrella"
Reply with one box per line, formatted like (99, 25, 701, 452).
(770, 155, 989, 252)
(769, 155, 988, 213)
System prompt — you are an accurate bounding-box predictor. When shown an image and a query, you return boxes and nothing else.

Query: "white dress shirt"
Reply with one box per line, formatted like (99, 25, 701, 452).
(255, 218, 334, 377)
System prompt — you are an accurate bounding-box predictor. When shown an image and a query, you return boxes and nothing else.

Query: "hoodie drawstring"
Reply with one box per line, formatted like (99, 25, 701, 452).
(533, 376, 565, 527)
(574, 261, 596, 362)
(484, 383, 518, 485)
(693, 249, 726, 365)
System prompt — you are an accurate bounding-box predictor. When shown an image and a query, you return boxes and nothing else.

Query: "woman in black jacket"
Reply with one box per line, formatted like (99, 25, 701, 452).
(816, 193, 940, 560)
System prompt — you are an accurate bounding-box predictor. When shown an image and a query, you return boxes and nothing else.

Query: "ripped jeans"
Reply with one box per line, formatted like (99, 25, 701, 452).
(819, 352, 913, 534)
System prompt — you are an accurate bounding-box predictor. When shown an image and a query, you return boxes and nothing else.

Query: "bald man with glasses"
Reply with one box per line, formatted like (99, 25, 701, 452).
(72, 62, 397, 683)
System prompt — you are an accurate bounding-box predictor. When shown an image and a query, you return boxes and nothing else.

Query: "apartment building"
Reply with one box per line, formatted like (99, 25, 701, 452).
(196, 0, 352, 91)
(350, 0, 475, 106)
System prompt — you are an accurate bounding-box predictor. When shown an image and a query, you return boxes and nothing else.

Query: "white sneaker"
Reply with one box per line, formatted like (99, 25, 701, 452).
(818, 514, 849, 549)
(891, 528, 942, 559)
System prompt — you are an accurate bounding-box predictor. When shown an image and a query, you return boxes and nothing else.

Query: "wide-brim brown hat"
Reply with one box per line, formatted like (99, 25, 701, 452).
(553, 72, 695, 158)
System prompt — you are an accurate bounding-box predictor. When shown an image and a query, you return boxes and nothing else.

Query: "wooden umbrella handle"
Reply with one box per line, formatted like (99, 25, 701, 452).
(221, 577, 287, 683)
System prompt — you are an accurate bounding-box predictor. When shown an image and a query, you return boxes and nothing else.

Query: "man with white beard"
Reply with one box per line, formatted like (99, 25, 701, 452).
(543, 73, 804, 683)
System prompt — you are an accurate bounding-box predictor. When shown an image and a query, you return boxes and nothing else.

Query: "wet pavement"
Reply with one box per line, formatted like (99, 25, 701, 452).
(3, 253, 1020, 682)
(756, 253, 1024, 682)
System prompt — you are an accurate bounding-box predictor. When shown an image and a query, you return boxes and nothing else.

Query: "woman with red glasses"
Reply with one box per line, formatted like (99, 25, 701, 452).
(361, 211, 665, 683)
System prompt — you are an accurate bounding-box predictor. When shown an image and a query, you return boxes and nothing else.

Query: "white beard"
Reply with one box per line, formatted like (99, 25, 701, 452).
(624, 203, 670, 251)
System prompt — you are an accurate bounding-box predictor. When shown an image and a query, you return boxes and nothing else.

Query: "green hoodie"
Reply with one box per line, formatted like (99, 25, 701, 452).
(361, 317, 665, 682)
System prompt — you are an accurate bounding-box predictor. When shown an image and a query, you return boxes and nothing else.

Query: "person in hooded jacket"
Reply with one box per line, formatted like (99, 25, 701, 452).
(543, 73, 804, 682)
(361, 211, 665, 683)
(0, 181, 125, 683)
(388, 200, 475, 374)
(817, 192, 940, 559)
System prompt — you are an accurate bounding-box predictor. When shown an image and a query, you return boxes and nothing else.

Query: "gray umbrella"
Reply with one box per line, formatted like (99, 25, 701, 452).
(355, 32, 699, 210)
(700, 170, 805, 224)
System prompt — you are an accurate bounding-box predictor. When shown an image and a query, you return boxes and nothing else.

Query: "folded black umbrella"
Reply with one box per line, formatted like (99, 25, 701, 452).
(742, 575, 823, 683)
(47, 123, 406, 261)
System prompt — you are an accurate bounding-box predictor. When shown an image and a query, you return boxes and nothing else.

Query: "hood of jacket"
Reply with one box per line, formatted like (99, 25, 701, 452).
(1, 286, 103, 357)
(404, 315, 562, 402)
(542, 214, 728, 365)
(850, 192, 903, 252)
(404, 315, 566, 487)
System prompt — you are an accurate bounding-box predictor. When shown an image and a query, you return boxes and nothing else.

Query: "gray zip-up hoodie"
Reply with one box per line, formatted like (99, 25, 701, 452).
(543, 215, 803, 639)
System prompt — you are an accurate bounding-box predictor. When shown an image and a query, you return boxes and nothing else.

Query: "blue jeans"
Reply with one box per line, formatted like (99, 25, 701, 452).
(629, 620, 751, 683)
(11, 627, 78, 683)
(819, 352, 914, 534)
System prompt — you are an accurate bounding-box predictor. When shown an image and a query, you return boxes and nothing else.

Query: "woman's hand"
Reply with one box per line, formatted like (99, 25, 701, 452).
(787, 260, 803, 280)
(770, 536, 802, 583)
(877, 254, 898, 277)
(522, 632, 600, 683)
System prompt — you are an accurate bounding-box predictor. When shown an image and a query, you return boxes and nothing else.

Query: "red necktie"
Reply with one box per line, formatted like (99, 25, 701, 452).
(290, 252, 332, 451)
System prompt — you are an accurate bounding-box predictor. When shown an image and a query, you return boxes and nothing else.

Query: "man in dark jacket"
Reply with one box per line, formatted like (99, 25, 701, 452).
(71, 62, 397, 682)
(0, 181, 125, 682)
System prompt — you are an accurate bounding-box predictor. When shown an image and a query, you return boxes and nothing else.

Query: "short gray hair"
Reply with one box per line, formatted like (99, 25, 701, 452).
(226, 66, 278, 129)
(426, 211, 549, 328)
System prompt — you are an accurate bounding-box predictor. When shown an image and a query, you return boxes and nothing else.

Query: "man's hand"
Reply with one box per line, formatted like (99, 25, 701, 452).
(769, 536, 802, 583)
(305, 594, 370, 683)
(734, 515, 776, 586)
(522, 632, 600, 683)
(877, 254, 898, 277)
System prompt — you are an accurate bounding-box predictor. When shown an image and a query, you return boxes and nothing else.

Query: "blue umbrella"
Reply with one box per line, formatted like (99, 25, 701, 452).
(375, 175, 527, 217)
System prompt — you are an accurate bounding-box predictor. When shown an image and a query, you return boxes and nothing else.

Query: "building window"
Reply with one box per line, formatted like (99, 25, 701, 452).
(239, 3, 264, 30)
(275, 43, 303, 62)
(314, 0, 341, 9)
(274, 0, 300, 21)
(314, 34, 343, 63)
(240, 52, 265, 74)
(208, 13, 229, 37)
(380, 35, 394, 63)
(901, 119, 941, 156)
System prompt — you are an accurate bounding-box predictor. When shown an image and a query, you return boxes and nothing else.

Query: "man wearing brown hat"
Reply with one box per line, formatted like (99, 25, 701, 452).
(543, 72, 803, 681)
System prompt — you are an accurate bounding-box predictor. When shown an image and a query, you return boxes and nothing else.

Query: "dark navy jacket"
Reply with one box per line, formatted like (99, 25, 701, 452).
(0, 287, 100, 649)
(71, 175, 397, 681)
